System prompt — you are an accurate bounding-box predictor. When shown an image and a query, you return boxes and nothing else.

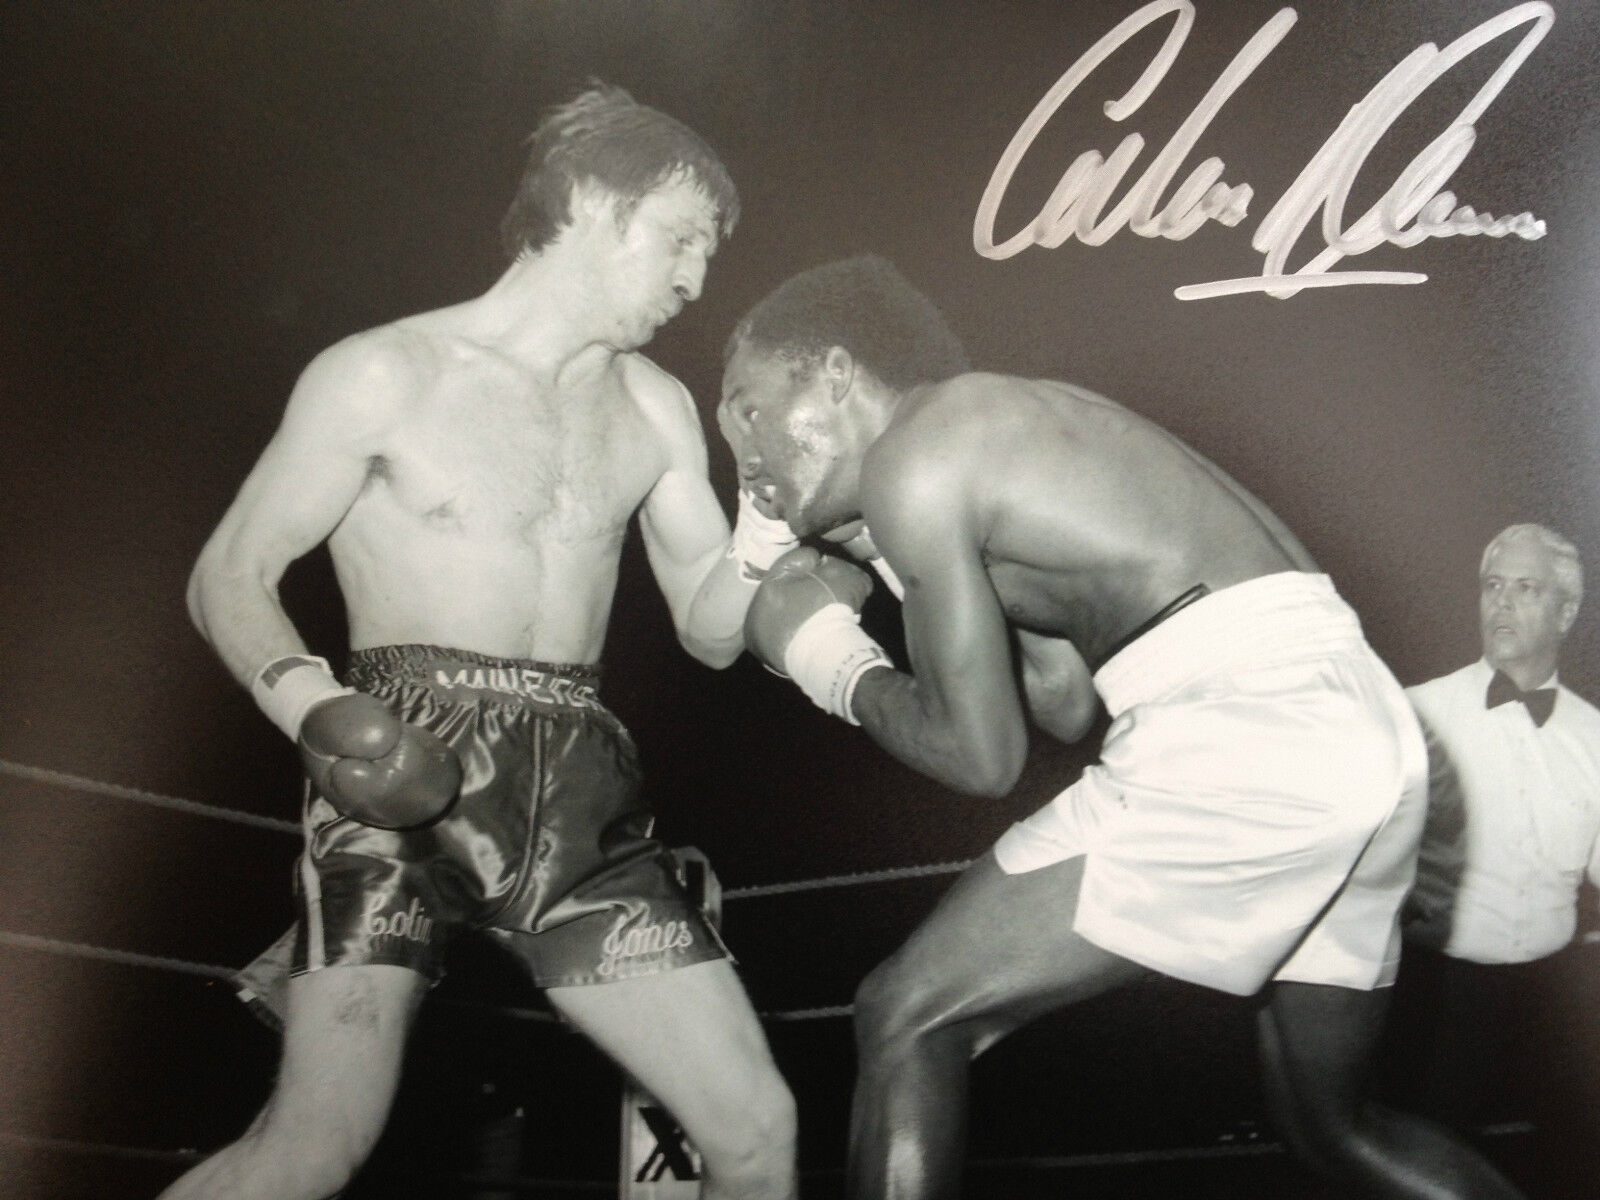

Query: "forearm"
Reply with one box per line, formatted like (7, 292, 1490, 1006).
(677, 547, 759, 667)
(851, 667, 1021, 798)
(187, 554, 310, 687)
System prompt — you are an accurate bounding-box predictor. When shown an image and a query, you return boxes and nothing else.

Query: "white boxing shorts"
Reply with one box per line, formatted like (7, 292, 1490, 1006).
(993, 572, 1427, 996)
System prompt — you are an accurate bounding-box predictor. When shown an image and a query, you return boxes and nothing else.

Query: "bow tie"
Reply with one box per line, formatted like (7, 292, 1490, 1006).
(1486, 670, 1557, 727)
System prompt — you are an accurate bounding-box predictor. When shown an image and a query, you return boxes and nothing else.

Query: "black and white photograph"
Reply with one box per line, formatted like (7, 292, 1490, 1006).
(3, 3, 1598, 1198)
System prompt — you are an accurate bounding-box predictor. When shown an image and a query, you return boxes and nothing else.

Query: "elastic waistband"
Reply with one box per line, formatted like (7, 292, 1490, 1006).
(1092, 573, 1365, 715)
(1092, 583, 1211, 671)
(347, 644, 604, 711)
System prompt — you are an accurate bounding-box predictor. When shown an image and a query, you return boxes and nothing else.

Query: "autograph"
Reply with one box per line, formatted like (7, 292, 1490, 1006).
(972, 1, 1553, 299)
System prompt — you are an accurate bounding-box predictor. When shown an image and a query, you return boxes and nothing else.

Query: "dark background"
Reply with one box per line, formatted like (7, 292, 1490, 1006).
(3, 2, 1598, 1197)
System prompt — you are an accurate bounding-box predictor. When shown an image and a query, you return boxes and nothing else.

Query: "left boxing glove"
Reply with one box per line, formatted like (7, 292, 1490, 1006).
(252, 656, 461, 830)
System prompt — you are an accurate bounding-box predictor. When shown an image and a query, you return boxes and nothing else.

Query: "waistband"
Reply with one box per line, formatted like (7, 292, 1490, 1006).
(1092, 572, 1365, 716)
(347, 644, 604, 711)
(1092, 583, 1211, 671)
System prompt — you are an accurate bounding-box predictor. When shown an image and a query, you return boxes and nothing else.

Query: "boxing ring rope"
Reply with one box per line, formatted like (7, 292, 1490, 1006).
(0, 757, 1569, 1187)
(0, 759, 300, 835)
(0, 756, 939, 1023)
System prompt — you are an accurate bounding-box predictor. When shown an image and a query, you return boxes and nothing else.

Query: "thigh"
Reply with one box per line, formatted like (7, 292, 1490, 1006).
(264, 964, 430, 1139)
(868, 852, 1147, 1036)
(545, 959, 784, 1130)
(1260, 980, 1391, 1125)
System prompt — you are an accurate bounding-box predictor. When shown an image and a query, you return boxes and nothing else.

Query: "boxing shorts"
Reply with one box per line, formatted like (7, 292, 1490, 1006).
(994, 572, 1428, 996)
(236, 645, 728, 1019)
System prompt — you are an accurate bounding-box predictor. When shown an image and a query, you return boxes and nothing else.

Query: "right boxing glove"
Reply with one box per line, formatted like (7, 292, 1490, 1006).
(252, 655, 460, 830)
(298, 693, 462, 830)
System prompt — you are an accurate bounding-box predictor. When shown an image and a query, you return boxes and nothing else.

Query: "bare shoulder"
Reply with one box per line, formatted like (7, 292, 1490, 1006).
(862, 374, 1023, 527)
(618, 352, 697, 422)
(869, 373, 1039, 480)
(617, 353, 705, 453)
(288, 323, 438, 433)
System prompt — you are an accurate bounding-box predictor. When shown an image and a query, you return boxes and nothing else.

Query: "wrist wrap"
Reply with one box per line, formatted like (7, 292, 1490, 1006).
(729, 490, 800, 581)
(781, 603, 892, 725)
(251, 654, 355, 741)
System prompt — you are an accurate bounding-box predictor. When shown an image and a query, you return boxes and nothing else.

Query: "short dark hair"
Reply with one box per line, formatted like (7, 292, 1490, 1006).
(500, 83, 739, 260)
(726, 255, 969, 390)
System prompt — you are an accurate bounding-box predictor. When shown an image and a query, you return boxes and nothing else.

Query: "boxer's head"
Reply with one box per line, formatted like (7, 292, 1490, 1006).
(500, 83, 739, 262)
(720, 256, 968, 536)
(1479, 523, 1581, 680)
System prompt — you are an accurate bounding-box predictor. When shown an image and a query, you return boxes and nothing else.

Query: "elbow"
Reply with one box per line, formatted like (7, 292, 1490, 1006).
(948, 741, 1025, 800)
(185, 557, 213, 640)
(679, 629, 744, 671)
(1046, 704, 1098, 746)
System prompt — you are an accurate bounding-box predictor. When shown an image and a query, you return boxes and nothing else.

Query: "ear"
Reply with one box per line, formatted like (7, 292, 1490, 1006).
(1558, 597, 1579, 636)
(568, 181, 621, 233)
(821, 345, 855, 404)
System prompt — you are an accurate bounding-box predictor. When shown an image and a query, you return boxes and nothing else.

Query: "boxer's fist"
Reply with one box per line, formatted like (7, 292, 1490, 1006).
(299, 693, 461, 830)
(745, 547, 874, 672)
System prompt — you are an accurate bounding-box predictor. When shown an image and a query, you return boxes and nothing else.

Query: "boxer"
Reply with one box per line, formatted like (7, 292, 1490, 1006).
(164, 86, 797, 1200)
(726, 254, 1526, 1200)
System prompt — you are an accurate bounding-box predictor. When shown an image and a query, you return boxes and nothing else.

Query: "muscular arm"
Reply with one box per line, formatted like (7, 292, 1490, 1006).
(848, 448, 1028, 798)
(1016, 629, 1100, 743)
(636, 370, 759, 669)
(187, 335, 405, 685)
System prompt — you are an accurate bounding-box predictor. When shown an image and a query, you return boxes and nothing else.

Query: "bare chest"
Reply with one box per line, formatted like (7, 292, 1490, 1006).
(366, 371, 663, 545)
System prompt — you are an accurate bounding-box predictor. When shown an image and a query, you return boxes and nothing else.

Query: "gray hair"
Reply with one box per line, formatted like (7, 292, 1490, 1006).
(1481, 523, 1583, 609)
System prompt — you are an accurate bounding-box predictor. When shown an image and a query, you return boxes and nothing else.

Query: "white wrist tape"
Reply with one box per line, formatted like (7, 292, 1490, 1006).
(868, 554, 906, 601)
(781, 603, 892, 725)
(250, 655, 355, 741)
(729, 490, 799, 581)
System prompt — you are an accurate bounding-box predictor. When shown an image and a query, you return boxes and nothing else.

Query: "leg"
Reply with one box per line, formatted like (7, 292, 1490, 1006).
(1259, 980, 1527, 1199)
(848, 853, 1147, 1200)
(547, 960, 798, 1200)
(158, 965, 428, 1200)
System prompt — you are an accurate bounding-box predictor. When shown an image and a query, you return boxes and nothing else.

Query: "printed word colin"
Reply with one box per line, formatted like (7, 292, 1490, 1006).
(973, 1, 1552, 299)
(363, 896, 434, 944)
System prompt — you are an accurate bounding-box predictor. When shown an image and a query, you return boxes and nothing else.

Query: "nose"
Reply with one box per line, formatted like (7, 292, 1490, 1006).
(674, 252, 707, 303)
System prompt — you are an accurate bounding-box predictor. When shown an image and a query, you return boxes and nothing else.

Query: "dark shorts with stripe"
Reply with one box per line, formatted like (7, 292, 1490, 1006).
(238, 645, 727, 1013)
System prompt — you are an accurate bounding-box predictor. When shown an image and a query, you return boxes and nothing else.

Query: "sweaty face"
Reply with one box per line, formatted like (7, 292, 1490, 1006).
(719, 341, 854, 537)
(1479, 539, 1576, 676)
(597, 177, 719, 348)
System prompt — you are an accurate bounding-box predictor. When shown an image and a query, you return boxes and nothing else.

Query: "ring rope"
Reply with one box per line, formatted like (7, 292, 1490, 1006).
(0, 759, 299, 835)
(2, 1123, 1538, 1180)
(723, 859, 971, 899)
(0, 1130, 202, 1163)
(1, 757, 969, 897)
(0, 929, 849, 1021)
(0, 930, 235, 981)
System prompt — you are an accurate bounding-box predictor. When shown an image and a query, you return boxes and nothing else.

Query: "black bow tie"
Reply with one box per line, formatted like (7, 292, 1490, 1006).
(1486, 670, 1557, 727)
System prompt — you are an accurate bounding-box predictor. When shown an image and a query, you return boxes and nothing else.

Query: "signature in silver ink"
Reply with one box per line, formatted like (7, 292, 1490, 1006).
(972, 1, 1552, 300)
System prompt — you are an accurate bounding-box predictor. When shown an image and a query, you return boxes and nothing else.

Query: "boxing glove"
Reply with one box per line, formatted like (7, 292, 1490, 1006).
(745, 548, 890, 724)
(298, 693, 462, 830)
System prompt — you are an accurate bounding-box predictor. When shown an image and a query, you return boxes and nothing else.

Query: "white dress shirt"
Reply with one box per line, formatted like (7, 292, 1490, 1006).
(1405, 659, 1600, 963)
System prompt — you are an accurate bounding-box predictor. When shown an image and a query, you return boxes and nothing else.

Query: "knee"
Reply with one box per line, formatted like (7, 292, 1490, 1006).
(852, 958, 950, 1063)
(698, 1071, 797, 1184)
(248, 1107, 382, 1199)
(1280, 1105, 1367, 1178)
